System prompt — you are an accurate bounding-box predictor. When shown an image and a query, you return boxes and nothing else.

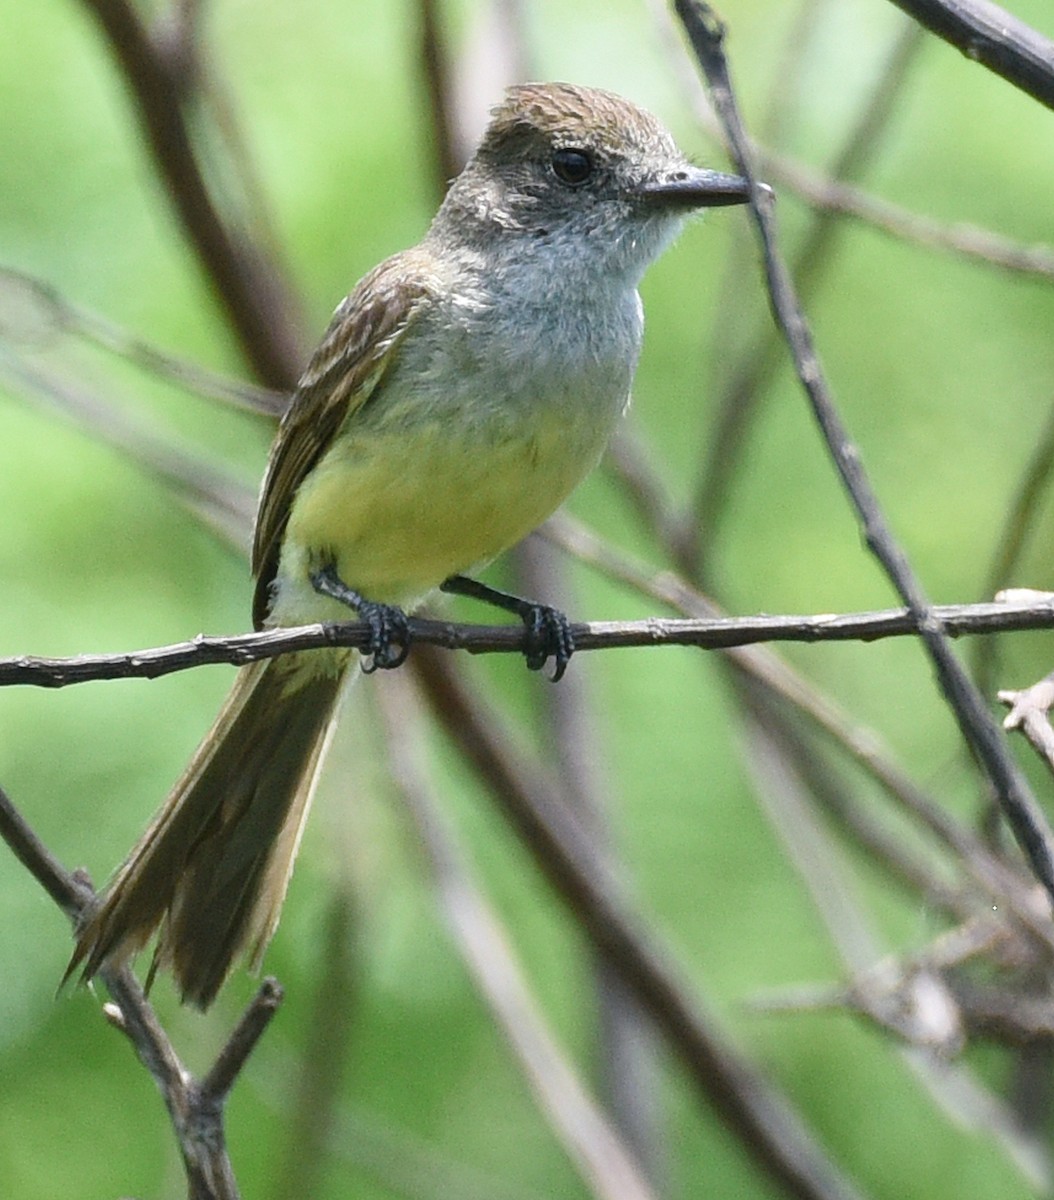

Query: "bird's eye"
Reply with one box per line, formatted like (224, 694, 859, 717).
(551, 148, 594, 186)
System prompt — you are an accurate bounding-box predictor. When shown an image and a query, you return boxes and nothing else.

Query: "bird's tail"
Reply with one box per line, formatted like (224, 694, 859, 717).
(68, 652, 347, 1009)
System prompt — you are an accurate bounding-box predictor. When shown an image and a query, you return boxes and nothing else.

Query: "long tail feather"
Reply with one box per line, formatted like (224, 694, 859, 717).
(68, 653, 347, 1008)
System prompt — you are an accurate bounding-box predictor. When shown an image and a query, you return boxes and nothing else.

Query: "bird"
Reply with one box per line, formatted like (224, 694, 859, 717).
(68, 81, 752, 1008)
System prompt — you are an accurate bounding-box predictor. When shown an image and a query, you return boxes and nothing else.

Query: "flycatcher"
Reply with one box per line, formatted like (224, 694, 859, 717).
(70, 82, 752, 1008)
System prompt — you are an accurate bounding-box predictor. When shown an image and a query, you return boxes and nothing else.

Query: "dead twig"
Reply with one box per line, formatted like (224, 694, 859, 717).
(1001, 670, 1054, 774)
(883, 0, 1054, 110)
(0, 786, 283, 1200)
(7, 597, 1054, 689)
(674, 0, 1054, 913)
(76, 0, 304, 387)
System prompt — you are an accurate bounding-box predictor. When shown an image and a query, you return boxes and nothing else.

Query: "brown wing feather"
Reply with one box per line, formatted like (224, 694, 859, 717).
(251, 251, 435, 627)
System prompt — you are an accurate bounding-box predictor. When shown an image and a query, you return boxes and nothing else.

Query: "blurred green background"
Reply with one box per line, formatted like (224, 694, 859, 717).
(2, 1, 1054, 1197)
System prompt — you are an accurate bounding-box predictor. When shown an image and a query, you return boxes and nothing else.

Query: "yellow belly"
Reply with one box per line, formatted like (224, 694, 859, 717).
(268, 410, 605, 624)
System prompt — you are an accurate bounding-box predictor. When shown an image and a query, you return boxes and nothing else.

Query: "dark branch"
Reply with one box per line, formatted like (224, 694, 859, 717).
(201, 978, 285, 1102)
(0, 787, 91, 917)
(883, 0, 1054, 110)
(77, 0, 303, 388)
(674, 0, 1054, 912)
(4, 598, 1054, 689)
(0, 781, 282, 1199)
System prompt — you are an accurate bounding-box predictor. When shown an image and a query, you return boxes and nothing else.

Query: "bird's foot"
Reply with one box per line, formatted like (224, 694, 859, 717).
(440, 574, 575, 681)
(310, 564, 411, 672)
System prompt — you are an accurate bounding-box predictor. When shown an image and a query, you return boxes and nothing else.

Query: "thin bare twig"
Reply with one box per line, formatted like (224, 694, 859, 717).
(76, 0, 304, 388)
(0, 266, 286, 416)
(674, 0, 1054, 911)
(0, 785, 281, 1199)
(201, 978, 284, 1102)
(7, 597, 1054, 690)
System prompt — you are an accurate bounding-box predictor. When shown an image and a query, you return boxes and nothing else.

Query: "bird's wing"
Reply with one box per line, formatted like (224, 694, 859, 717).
(251, 251, 436, 627)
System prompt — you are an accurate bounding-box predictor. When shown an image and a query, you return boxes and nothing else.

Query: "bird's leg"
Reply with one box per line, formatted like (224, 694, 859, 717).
(440, 574, 575, 681)
(310, 564, 411, 672)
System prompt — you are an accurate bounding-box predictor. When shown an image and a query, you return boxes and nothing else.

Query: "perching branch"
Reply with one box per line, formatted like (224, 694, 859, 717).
(4, 596, 1054, 689)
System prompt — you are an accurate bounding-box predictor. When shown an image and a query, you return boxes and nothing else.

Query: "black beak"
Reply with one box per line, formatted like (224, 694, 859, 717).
(637, 166, 756, 208)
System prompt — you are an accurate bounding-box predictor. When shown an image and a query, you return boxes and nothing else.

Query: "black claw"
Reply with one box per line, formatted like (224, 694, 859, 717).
(440, 574, 575, 681)
(521, 604, 575, 682)
(355, 599, 411, 673)
(310, 565, 411, 671)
